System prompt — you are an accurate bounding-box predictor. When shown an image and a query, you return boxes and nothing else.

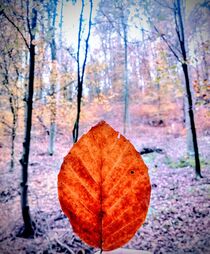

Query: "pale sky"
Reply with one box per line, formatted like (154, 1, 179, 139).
(56, 0, 209, 66)
(57, 0, 99, 48)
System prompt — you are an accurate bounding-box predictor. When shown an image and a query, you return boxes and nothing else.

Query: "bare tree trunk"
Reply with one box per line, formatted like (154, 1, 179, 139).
(48, 0, 58, 155)
(73, 0, 93, 143)
(58, 0, 64, 98)
(151, 0, 202, 177)
(199, 30, 209, 83)
(10, 96, 17, 171)
(1, 0, 38, 236)
(19, 5, 37, 237)
(1, 41, 19, 172)
(11, 127, 15, 170)
(73, 79, 83, 143)
(122, 12, 130, 135)
(101, 37, 110, 94)
(20, 43, 36, 237)
(176, 0, 201, 177)
(48, 62, 57, 156)
(182, 63, 201, 176)
(184, 95, 194, 156)
(49, 113, 56, 155)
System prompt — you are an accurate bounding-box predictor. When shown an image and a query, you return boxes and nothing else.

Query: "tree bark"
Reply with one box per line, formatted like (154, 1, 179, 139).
(182, 63, 201, 177)
(19, 5, 37, 237)
(122, 12, 129, 135)
(184, 95, 194, 156)
(73, 79, 83, 143)
(176, 0, 202, 177)
(72, 0, 92, 143)
(48, 0, 58, 155)
(10, 98, 17, 171)
(20, 43, 35, 237)
(199, 30, 209, 82)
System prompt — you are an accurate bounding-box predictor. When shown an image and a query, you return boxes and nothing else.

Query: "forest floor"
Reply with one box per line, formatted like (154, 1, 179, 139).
(0, 102, 210, 254)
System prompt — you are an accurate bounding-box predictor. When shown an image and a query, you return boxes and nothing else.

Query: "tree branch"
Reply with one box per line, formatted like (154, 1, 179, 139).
(77, 0, 84, 82)
(0, 117, 12, 130)
(81, 0, 93, 84)
(173, 2, 182, 45)
(0, 10, 29, 49)
(154, 0, 174, 10)
(153, 25, 181, 63)
(64, 47, 77, 62)
(54, 238, 74, 254)
(100, 9, 123, 38)
(36, 116, 49, 135)
(26, 0, 32, 38)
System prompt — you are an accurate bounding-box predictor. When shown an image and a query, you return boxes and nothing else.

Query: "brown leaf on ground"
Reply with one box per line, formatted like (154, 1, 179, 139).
(94, 248, 152, 254)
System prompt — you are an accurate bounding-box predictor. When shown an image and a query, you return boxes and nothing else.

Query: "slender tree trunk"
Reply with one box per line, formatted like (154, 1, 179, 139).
(108, 32, 114, 90)
(49, 0, 58, 155)
(8, 96, 17, 171)
(199, 30, 209, 82)
(38, 23, 45, 102)
(184, 95, 194, 155)
(49, 53, 57, 156)
(19, 5, 37, 237)
(20, 43, 35, 237)
(10, 110, 16, 171)
(139, 42, 146, 94)
(72, 0, 92, 143)
(11, 128, 15, 170)
(49, 117, 56, 155)
(101, 38, 109, 94)
(176, 0, 201, 177)
(182, 63, 201, 177)
(2, 0, 37, 236)
(72, 0, 84, 144)
(73, 79, 82, 143)
(156, 82, 161, 118)
(58, 0, 64, 99)
(122, 15, 129, 134)
(195, 43, 201, 95)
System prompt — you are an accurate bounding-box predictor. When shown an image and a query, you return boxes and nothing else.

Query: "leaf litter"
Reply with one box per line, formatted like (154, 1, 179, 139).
(0, 123, 209, 254)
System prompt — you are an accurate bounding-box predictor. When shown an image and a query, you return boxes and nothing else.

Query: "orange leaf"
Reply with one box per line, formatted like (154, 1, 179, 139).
(58, 121, 151, 251)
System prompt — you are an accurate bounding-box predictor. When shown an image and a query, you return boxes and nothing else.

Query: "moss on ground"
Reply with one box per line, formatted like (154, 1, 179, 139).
(164, 155, 209, 169)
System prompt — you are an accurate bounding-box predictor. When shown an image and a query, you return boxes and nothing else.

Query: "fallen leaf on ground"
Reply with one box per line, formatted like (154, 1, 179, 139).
(94, 248, 152, 254)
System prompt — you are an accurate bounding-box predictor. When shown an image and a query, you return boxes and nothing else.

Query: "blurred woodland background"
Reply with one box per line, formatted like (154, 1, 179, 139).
(0, 0, 210, 253)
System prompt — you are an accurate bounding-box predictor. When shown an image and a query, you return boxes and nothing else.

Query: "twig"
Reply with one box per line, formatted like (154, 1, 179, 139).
(26, 0, 32, 38)
(0, 10, 29, 49)
(55, 238, 75, 254)
(65, 47, 77, 62)
(0, 118, 12, 129)
(153, 25, 182, 63)
(154, 0, 174, 10)
(36, 115, 49, 135)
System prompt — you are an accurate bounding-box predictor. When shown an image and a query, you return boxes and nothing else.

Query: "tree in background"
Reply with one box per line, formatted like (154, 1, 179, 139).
(188, 0, 210, 104)
(72, 0, 93, 143)
(48, 0, 58, 155)
(119, 3, 130, 134)
(1, 0, 38, 236)
(175, 0, 201, 177)
(147, 0, 202, 177)
(19, 0, 38, 236)
(0, 14, 23, 171)
(95, 0, 133, 133)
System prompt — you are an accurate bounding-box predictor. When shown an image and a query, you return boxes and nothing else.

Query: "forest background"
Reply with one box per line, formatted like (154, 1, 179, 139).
(0, 0, 209, 253)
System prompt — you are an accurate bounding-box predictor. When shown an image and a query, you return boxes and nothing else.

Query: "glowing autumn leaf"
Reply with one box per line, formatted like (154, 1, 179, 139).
(58, 121, 151, 251)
